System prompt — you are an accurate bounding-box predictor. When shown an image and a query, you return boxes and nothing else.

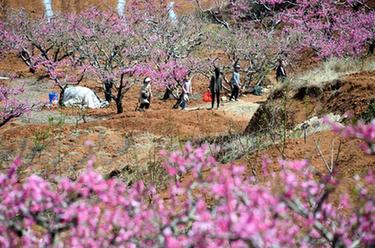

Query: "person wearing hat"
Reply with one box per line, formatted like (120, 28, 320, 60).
(138, 77, 152, 112)
(229, 64, 241, 101)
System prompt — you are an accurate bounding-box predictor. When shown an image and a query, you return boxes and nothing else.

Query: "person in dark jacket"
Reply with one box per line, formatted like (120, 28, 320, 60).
(104, 79, 113, 102)
(276, 59, 287, 83)
(209, 67, 223, 109)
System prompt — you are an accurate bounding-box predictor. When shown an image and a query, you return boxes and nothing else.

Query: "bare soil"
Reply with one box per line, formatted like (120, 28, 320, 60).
(236, 131, 375, 205)
(288, 70, 375, 125)
(0, 72, 251, 184)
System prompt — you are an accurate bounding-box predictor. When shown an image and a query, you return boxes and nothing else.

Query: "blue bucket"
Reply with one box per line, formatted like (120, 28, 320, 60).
(48, 92, 58, 104)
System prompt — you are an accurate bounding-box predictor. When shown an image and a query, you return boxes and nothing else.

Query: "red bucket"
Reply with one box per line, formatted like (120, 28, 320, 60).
(203, 90, 212, 102)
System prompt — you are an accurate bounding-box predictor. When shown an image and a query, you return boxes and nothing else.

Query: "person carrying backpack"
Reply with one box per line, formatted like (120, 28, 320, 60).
(138, 77, 152, 112)
(208, 67, 223, 109)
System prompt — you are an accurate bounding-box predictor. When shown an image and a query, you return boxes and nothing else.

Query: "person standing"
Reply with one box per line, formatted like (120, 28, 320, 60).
(276, 59, 287, 83)
(209, 67, 222, 109)
(229, 64, 241, 101)
(138, 77, 152, 112)
(104, 79, 113, 102)
(179, 73, 192, 110)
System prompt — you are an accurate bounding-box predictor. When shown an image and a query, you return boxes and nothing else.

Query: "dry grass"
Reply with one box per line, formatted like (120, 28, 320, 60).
(289, 56, 375, 90)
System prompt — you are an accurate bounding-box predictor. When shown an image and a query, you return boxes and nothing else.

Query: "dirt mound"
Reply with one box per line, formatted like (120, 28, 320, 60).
(241, 131, 374, 175)
(258, 70, 375, 128)
(322, 71, 375, 116)
(236, 130, 375, 201)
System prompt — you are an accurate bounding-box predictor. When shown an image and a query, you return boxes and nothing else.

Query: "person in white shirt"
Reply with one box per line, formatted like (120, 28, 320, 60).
(179, 73, 192, 110)
(138, 77, 152, 112)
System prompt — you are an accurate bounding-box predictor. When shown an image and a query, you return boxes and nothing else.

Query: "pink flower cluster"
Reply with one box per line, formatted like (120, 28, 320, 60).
(325, 117, 375, 154)
(230, 0, 375, 59)
(281, 1, 375, 58)
(0, 133, 373, 246)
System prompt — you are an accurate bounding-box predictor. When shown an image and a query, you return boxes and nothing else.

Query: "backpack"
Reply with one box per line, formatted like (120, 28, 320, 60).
(253, 85, 263, 96)
(141, 90, 149, 99)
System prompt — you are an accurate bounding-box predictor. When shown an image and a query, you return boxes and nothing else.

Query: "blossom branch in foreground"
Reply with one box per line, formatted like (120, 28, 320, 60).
(0, 137, 373, 246)
(325, 117, 375, 154)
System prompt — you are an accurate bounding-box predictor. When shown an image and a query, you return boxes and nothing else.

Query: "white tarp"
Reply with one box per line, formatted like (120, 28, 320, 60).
(62, 86, 109, 109)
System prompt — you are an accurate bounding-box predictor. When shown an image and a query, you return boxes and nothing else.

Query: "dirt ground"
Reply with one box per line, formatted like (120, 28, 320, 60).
(0, 63, 253, 184)
(239, 131, 374, 178)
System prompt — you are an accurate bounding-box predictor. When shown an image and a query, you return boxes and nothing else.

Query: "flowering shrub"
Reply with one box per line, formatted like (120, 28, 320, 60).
(230, 0, 375, 59)
(279, 0, 375, 58)
(325, 117, 375, 155)
(0, 85, 32, 128)
(0, 121, 374, 247)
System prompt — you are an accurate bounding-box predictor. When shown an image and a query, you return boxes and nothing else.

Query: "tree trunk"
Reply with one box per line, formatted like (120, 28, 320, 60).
(369, 40, 375, 54)
(115, 74, 126, 114)
(116, 96, 123, 114)
(162, 87, 173, 100)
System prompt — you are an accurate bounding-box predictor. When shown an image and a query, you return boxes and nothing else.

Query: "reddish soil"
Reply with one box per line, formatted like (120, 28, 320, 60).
(239, 131, 374, 177)
(287, 70, 375, 125)
(0, 54, 30, 76)
(235, 131, 375, 204)
(324, 71, 375, 116)
(0, 69, 248, 182)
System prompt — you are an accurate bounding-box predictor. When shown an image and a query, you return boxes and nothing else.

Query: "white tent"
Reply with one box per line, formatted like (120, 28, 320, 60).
(62, 86, 109, 109)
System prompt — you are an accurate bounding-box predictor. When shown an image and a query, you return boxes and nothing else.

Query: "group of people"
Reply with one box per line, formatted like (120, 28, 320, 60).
(208, 63, 241, 110)
(136, 73, 192, 112)
(136, 59, 287, 112)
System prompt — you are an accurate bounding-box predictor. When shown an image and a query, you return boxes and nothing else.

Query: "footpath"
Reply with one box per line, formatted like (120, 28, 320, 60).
(186, 92, 269, 122)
